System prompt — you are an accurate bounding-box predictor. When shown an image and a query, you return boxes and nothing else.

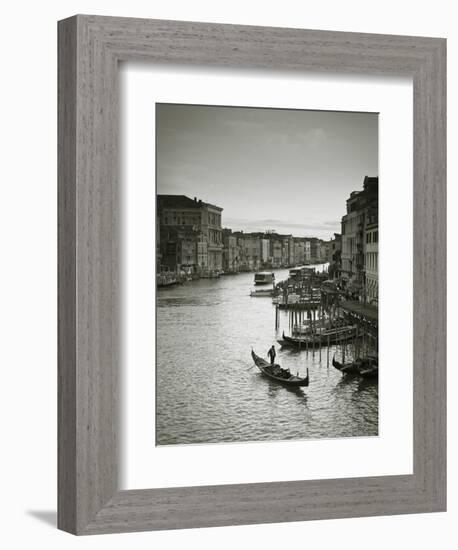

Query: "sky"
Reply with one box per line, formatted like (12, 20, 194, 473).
(156, 104, 378, 240)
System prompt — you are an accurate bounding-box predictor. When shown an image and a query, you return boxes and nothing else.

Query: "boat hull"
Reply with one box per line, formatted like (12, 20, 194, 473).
(254, 272, 275, 285)
(358, 367, 378, 379)
(332, 356, 378, 378)
(251, 350, 309, 387)
(250, 289, 274, 297)
(332, 358, 360, 375)
(278, 327, 356, 349)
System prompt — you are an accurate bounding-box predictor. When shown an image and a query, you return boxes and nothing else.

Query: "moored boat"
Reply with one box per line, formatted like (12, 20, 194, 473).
(157, 273, 178, 287)
(275, 298, 321, 310)
(278, 325, 356, 348)
(250, 289, 274, 297)
(332, 356, 360, 375)
(254, 271, 275, 285)
(358, 364, 378, 379)
(332, 355, 378, 378)
(357, 355, 378, 378)
(292, 317, 347, 335)
(251, 350, 309, 387)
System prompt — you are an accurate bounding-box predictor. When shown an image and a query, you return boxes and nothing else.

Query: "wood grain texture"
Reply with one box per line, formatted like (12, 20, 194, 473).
(57, 15, 446, 535)
(57, 16, 77, 533)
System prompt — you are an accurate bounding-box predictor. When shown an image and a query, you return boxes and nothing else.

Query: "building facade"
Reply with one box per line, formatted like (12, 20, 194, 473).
(304, 239, 311, 263)
(309, 238, 328, 263)
(222, 229, 240, 273)
(239, 234, 262, 271)
(157, 194, 337, 277)
(328, 233, 342, 279)
(261, 238, 270, 265)
(157, 195, 223, 274)
(364, 212, 378, 304)
(340, 176, 378, 300)
(293, 238, 306, 266)
(204, 203, 224, 271)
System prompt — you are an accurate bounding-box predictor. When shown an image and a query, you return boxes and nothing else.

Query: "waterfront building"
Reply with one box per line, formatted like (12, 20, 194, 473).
(365, 212, 378, 304)
(340, 176, 378, 298)
(341, 196, 361, 285)
(281, 237, 289, 267)
(230, 232, 256, 271)
(270, 236, 283, 267)
(157, 195, 223, 274)
(328, 233, 342, 279)
(157, 193, 343, 277)
(291, 237, 312, 265)
(228, 231, 290, 271)
(309, 238, 324, 263)
(240, 234, 262, 271)
(197, 239, 208, 272)
(222, 229, 240, 273)
(321, 242, 328, 262)
(304, 239, 311, 263)
(159, 225, 199, 273)
(206, 203, 224, 271)
(293, 238, 306, 266)
(251, 230, 293, 268)
(261, 238, 270, 265)
(268, 233, 293, 267)
(287, 236, 295, 266)
(233, 232, 299, 270)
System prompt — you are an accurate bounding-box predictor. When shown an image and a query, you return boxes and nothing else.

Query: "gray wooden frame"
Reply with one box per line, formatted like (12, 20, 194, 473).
(58, 14, 446, 535)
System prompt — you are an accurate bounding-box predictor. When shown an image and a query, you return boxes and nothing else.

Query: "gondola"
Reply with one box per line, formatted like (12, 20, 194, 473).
(358, 365, 378, 379)
(251, 350, 309, 387)
(332, 355, 378, 378)
(278, 326, 356, 349)
(357, 356, 379, 379)
(276, 300, 321, 310)
(332, 355, 360, 375)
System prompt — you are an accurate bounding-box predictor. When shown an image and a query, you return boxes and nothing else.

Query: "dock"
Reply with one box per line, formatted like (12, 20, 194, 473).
(340, 301, 378, 321)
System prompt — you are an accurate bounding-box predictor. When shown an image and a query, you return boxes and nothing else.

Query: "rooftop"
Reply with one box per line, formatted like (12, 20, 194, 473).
(157, 194, 223, 211)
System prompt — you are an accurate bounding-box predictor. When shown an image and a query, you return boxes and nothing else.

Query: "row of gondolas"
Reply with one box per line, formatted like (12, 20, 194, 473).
(251, 318, 378, 388)
(251, 348, 378, 388)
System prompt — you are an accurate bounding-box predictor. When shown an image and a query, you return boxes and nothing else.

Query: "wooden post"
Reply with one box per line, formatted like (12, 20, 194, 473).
(355, 321, 359, 359)
(327, 332, 330, 368)
(319, 304, 322, 363)
(342, 326, 346, 364)
(305, 302, 309, 356)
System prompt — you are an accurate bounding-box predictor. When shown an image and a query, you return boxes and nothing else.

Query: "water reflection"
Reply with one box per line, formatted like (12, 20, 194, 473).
(262, 375, 309, 402)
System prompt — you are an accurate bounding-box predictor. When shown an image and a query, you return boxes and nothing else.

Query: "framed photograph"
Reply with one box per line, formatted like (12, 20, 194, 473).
(58, 15, 446, 535)
(155, 104, 380, 448)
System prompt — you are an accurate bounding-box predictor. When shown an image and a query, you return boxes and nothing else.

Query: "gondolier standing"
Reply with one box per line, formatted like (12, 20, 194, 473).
(267, 345, 276, 365)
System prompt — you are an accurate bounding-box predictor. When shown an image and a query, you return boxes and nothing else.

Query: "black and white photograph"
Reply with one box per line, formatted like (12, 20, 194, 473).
(155, 103, 379, 446)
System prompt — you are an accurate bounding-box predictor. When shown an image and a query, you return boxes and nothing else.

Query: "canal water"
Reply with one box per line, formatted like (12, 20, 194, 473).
(156, 265, 378, 446)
